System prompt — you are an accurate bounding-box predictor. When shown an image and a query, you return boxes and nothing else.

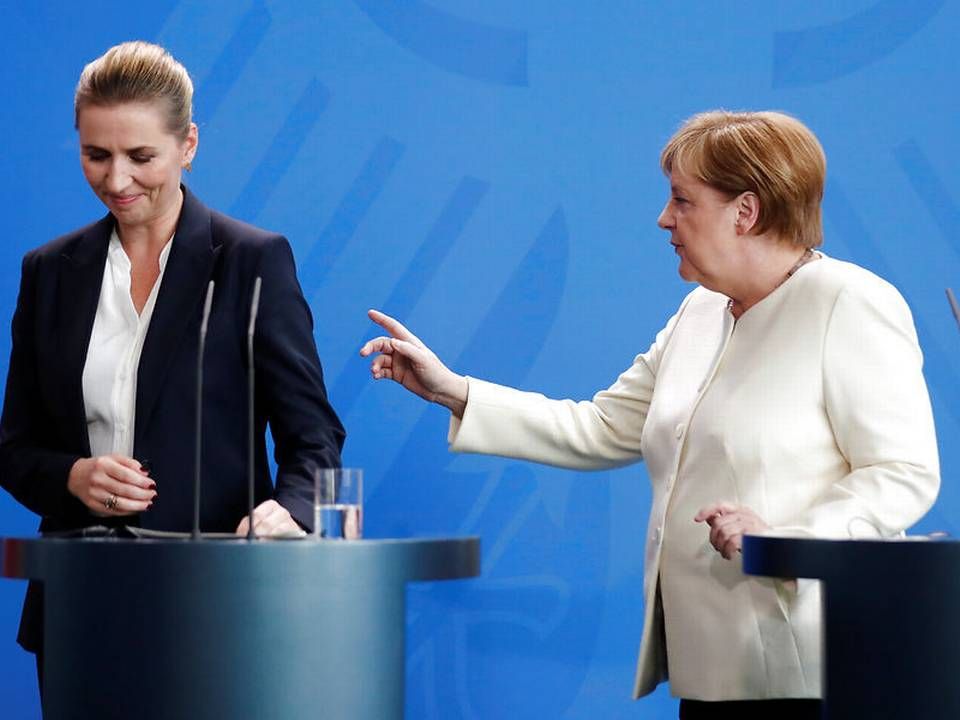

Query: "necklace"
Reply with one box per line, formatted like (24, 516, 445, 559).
(728, 248, 817, 317)
(780, 248, 815, 288)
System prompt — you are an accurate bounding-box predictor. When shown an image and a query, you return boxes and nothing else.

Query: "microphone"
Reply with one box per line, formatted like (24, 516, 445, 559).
(947, 289, 960, 332)
(192, 280, 216, 540)
(246, 276, 262, 540)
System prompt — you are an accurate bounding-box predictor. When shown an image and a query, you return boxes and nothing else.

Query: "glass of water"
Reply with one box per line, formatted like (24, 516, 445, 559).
(314, 468, 363, 540)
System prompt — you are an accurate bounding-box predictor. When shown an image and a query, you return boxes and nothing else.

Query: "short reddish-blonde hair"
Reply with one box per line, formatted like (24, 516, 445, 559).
(660, 110, 826, 249)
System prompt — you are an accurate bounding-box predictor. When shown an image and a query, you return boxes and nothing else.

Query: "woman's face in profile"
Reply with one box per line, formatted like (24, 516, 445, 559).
(77, 102, 197, 232)
(657, 169, 740, 289)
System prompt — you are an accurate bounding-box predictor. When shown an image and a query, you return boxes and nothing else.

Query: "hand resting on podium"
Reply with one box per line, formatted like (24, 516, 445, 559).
(235, 498, 306, 538)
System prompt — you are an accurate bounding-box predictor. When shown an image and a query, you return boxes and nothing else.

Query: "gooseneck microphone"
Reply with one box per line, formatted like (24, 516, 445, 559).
(192, 280, 216, 540)
(246, 276, 262, 540)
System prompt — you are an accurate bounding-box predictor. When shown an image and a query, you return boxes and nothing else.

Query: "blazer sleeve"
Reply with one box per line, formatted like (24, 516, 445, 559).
(253, 236, 345, 528)
(0, 253, 86, 518)
(446, 305, 686, 470)
(776, 280, 940, 538)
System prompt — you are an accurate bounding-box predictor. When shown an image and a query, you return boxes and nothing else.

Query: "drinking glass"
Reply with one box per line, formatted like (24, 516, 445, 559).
(314, 468, 363, 539)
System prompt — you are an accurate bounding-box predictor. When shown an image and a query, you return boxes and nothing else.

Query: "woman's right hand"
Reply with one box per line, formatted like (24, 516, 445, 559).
(360, 309, 469, 417)
(67, 454, 157, 516)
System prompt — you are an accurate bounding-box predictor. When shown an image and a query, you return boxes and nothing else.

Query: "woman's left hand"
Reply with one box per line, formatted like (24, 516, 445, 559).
(694, 502, 770, 560)
(235, 499, 306, 538)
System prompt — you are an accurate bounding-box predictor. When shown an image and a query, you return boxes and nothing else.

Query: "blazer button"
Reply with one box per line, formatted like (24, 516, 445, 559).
(675, 423, 685, 439)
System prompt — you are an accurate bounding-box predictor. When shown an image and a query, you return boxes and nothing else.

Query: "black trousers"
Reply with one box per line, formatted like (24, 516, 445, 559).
(679, 699, 822, 719)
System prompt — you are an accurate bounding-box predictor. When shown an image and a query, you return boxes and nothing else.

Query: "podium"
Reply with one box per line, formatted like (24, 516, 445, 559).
(742, 535, 960, 719)
(1, 536, 480, 720)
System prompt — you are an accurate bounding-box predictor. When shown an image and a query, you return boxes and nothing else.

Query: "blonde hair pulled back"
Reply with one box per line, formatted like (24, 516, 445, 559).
(74, 41, 193, 140)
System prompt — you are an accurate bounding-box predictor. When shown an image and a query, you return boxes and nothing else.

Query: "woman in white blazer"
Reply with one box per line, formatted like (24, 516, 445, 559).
(361, 111, 940, 720)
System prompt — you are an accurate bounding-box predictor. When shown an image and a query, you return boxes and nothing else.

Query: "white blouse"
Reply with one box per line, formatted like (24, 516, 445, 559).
(82, 230, 173, 458)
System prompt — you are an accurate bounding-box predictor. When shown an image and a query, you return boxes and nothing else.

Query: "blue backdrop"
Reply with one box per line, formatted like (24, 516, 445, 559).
(1, 2, 959, 717)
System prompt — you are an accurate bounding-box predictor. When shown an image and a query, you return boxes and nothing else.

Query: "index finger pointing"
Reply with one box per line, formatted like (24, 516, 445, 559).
(367, 309, 421, 345)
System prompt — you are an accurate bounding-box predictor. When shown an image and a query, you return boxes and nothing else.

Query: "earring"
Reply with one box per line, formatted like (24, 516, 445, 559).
(184, 161, 193, 172)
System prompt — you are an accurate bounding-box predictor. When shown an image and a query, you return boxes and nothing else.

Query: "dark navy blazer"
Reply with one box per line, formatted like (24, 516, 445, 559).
(0, 187, 345, 649)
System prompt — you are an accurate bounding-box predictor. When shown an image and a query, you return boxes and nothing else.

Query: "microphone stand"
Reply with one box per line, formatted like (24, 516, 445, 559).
(192, 280, 216, 541)
(246, 277, 262, 540)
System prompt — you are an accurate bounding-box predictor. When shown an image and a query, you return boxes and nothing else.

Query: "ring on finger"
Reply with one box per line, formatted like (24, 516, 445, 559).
(104, 494, 119, 511)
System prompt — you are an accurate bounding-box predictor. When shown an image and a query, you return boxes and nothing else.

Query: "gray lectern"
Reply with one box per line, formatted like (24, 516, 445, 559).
(743, 535, 960, 720)
(1, 536, 480, 720)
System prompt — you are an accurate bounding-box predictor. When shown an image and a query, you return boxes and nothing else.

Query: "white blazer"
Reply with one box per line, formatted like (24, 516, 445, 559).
(448, 255, 939, 700)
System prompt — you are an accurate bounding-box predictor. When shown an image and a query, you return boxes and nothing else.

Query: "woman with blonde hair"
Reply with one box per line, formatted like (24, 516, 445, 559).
(0, 41, 345, 689)
(361, 110, 939, 718)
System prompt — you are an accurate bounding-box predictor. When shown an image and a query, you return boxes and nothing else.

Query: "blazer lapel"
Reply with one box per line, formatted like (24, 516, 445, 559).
(134, 187, 221, 443)
(57, 215, 113, 455)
